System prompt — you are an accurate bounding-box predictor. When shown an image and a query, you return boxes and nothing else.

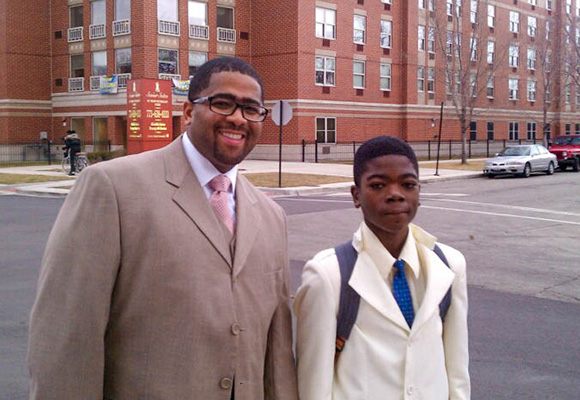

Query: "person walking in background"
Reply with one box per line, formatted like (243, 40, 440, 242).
(62, 130, 81, 175)
(294, 136, 470, 400)
(28, 57, 298, 400)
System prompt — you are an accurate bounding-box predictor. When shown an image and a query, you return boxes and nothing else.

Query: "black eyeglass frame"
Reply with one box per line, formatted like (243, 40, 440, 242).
(191, 96, 269, 122)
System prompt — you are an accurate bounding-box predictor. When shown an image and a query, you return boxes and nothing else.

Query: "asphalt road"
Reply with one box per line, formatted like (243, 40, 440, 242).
(1, 171, 579, 399)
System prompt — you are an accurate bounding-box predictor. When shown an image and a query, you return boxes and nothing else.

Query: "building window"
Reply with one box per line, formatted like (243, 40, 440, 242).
(566, 25, 571, 44)
(446, 31, 453, 55)
(546, 21, 551, 41)
(115, 0, 130, 20)
(445, 72, 452, 95)
(418, 25, 426, 51)
(315, 56, 335, 86)
(70, 5, 83, 28)
(427, 68, 435, 92)
(189, 51, 207, 77)
(487, 5, 495, 28)
(470, 0, 477, 24)
(509, 44, 519, 67)
(380, 20, 392, 48)
(71, 54, 84, 78)
(470, 37, 477, 61)
(446, 0, 453, 16)
(419, 0, 426, 9)
(509, 122, 519, 140)
(91, 0, 106, 35)
(353, 60, 365, 88)
(91, 51, 107, 76)
(428, 0, 435, 11)
(546, 83, 551, 103)
(545, 123, 551, 140)
(487, 121, 494, 140)
(455, 72, 460, 94)
(417, 67, 425, 92)
(470, 121, 477, 140)
(527, 48, 536, 70)
(428, 27, 435, 53)
(487, 76, 494, 98)
(576, 85, 580, 106)
(455, 33, 462, 57)
(470, 73, 477, 97)
(158, 0, 178, 21)
(382, 0, 392, 4)
(455, 0, 462, 17)
(380, 63, 391, 91)
(509, 78, 519, 100)
(353, 15, 366, 44)
(527, 122, 536, 140)
(189, 1, 207, 27)
(566, 0, 572, 14)
(487, 40, 495, 64)
(566, 124, 571, 135)
(527, 80, 537, 101)
(315, 7, 336, 39)
(527, 16, 537, 37)
(158, 48, 178, 75)
(115, 48, 132, 74)
(566, 85, 571, 104)
(316, 117, 336, 143)
(529, 0, 537, 5)
(545, 52, 552, 72)
(509, 11, 519, 33)
(217, 6, 234, 29)
(546, 0, 552, 11)
(576, 123, 580, 134)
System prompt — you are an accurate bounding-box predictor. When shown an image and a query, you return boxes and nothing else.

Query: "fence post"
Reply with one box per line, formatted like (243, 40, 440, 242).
(301, 139, 305, 162)
(428, 140, 431, 161)
(469, 140, 472, 158)
(486, 139, 490, 157)
(47, 140, 52, 165)
(449, 139, 452, 159)
(315, 140, 318, 163)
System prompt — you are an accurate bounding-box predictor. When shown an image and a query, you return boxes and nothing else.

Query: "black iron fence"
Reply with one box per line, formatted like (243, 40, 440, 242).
(0, 141, 111, 164)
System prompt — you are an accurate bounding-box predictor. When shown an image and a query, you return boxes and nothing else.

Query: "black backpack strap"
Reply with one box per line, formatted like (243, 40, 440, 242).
(434, 244, 452, 323)
(334, 241, 360, 362)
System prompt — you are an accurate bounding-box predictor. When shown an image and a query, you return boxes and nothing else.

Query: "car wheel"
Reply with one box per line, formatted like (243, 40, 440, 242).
(573, 157, 580, 172)
(546, 162, 555, 175)
(521, 163, 531, 178)
(559, 162, 568, 171)
(487, 173, 495, 179)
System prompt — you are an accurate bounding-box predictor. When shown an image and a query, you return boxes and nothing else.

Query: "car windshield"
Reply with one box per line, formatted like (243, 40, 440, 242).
(499, 147, 531, 156)
(553, 136, 572, 145)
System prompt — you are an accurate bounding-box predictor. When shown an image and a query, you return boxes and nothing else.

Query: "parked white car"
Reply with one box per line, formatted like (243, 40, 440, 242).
(483, 145, 557, 178)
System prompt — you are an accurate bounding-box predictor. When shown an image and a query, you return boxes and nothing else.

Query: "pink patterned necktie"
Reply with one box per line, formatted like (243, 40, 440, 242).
(209, 174, 234, 233)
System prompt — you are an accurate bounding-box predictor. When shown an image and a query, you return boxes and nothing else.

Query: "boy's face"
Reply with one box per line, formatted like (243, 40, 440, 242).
(351, 154, 420, 244)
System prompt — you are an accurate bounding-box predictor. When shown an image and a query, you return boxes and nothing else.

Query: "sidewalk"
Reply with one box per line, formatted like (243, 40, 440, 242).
(0, 159, 483, 198)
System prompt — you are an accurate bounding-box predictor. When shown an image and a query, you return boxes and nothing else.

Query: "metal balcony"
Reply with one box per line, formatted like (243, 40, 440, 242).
(159, 20, 180, 36)
(89, 24, 106, 39)
(217, 27, 236, 43)
(113, 19, 130, 36)
(68, 27, 83, 42)
(68, 77, 85, 92)
(189, 24, 209, 40)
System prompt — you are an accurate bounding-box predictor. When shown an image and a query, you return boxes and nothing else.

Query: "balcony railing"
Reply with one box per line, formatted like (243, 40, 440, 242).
(159, 20, 180, 36)
(68, 77, 85, 92)
(113, 19, 131, 36)
(68, 27, 83, 42)
(90, 75, 106, 91)
(116, 73, 131, 88)
(89, 23, 106, 39)
(189, 24, 209, 40)
(217, 27, 236, 43)
(159, 73, 181, 81)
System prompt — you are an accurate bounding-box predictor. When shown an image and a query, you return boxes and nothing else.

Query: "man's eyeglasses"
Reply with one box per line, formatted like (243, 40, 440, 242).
(191, 96, 268, 122)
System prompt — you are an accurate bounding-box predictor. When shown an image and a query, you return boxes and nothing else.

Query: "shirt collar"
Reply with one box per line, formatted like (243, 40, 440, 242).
(182, 133, 238, 193)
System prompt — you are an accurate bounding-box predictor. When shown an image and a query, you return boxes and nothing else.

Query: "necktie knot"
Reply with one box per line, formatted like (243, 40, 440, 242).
(394, 259, 406, 275)
(209, 174, 231, 193)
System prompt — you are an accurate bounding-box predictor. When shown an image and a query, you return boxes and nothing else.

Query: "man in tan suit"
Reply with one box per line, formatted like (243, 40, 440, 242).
(28, 57, 298, 400)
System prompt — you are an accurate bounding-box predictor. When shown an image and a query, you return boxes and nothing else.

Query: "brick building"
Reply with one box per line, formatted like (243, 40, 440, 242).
(1, 0, 579, 158)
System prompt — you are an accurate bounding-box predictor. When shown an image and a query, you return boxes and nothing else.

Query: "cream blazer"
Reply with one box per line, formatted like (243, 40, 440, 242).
(294, 224, 470, 400)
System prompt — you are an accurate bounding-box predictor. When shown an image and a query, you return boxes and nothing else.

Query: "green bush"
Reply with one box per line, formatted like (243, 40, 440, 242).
(87, 150, 126, 163)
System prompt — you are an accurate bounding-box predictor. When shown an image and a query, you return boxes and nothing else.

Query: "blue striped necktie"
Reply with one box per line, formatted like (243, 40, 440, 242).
(393, 259, 415, 328)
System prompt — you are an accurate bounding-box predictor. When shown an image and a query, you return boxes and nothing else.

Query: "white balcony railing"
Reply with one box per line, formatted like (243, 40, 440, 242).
(113, 19, 131, 36)
(90, 75, 106, 91)
(68, 27, 84, 42)
(89, 24, 106, 39)
(116, 73, 131, 89)
(159, 73, 181, 81)
(217, 27, 236, 43)
(68, 77, 85, 92)
(159, 20, 180, 36)
(189, 24, 209, 40)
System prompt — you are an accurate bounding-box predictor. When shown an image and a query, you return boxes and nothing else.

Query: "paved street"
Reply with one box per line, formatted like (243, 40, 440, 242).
(1, 171, 580, 399)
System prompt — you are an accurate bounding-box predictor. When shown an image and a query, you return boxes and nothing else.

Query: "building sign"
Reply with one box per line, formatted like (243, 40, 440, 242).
(99, 75, 118, 94)
(172, 78, 190, 96)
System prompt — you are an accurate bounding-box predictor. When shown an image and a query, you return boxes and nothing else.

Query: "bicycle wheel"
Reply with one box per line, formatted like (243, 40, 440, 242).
(76, 157, 89, 172)
(62, 157, 71, 174)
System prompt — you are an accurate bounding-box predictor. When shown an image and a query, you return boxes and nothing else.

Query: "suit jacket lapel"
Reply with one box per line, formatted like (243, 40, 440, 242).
(164, 138, 232, 267)
(232, 175, 261, 278)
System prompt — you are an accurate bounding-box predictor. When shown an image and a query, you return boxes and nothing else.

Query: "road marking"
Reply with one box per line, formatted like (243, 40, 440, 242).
(421, 205, 580, 226)
(423, 198, 580, 217)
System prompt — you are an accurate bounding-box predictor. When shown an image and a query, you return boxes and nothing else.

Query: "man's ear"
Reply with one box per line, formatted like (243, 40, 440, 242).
(183, 101, 194, 126)
(351, 184, 361, 208)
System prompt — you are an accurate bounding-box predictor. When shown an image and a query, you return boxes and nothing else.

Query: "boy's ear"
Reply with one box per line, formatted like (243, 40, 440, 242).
(351, 184, 361, 208)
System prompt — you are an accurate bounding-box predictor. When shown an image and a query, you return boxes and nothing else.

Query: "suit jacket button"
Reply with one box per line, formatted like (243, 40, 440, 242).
(220, 377, 233, 389)
(231, 323, 241, 335)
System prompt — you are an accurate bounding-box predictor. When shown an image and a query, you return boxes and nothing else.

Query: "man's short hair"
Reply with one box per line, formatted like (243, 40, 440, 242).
(353, 136, 419, 186)
(188, 57, 264, 103)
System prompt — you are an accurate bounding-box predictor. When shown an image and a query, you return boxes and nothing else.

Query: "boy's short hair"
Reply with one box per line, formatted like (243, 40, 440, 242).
(353, 136, 419, 186)
(188, 57, 264, 103)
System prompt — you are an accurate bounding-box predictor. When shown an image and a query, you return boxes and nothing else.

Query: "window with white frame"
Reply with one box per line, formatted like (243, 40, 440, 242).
(455, 0, 462, 17)
(566, 25, 571, 44)
(427, 68, 435, 92)
(189, 51, 207, 77)
(576, 85, 580, 105)
(487, 121, 495, 140)
(527, 48, 536, 70)
(470, 0, 477, 24)
(566, 85, 571, 104)
(509, 122, 519, 140)
(470, 121, 477, 140)
(546, 83, 551, 102)
(380, 20, 392, 48)
(189, 1, 207, 27)
(527, 80, 537, 101)
(446, 31, 453, 55)
(445, 72, 452, 95)
(566, 124, 571, 135)
(455, 32, 462, 57)
(380, 63, 391, 91)
(418, 25, 426, 51)
(529, 0, 537, 5)
(509, 11, 519, 33)
(70, 5, 83, 28)
(487, 5, 495, 28)
(382, 0, 392, 3)
(527, 122, 536, 140)
(487, 40, 495, 64)
(428, 27, 435, 53)
(158, 48, 178, 75)
(487, 75, 494, 98)
(546, 0, 552, 11)
(528, 16, 536, 37)
(353, 60, 365, 88)
(115, 48, 131, 74)
(417, 67, 425, 92)
(469, 73, 477, 97)
(158, 0, 178, 22)
(419, 0, 426, 9)
(509, 78, 519, 100)
(115, 0, 130, 20)
(428, 0, 435, 11)
(446, 0, 453, 16)
(353, 15, 366, 44)
(470, 37, 477, 61)
(91, 51, 107, 76)
(546, 20, 551, 40)
(577, 2, 580, 16)
(545, 52, 552, 71)
(316, 117, 336, 143)
(566, 0, 572, 14)
(455, 72, 460, 94)
(509, 44, 519, 67)
(576, 27, 580, 45)
(217, 7, 234, 29)
(71, 54, 84, 77)
(315, 56, 335, 86)
(91, 0, 106, 26)
(316, 7, 336, 39)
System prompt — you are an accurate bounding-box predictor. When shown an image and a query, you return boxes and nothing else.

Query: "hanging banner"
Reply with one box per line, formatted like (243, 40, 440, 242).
(172, 78, 190, 96)
(100, 75, 118, 94)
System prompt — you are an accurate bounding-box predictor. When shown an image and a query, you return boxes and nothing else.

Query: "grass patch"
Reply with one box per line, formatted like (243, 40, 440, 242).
(243, 172, 352, 188)
(420, 160, 485, 171)
(0, 173, 74, 185)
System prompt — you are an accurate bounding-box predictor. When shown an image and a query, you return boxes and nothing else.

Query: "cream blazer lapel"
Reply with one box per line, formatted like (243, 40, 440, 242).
(164, 138, 232, 268)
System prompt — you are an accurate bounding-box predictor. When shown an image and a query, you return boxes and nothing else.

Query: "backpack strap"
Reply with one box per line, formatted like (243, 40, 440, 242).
(433, 244, 452, 323)
(334, 241, 360, 363)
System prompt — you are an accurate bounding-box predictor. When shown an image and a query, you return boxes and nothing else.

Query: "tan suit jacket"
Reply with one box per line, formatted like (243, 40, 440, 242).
(28, 138, 298, 400)
(294, 224, 470, 400)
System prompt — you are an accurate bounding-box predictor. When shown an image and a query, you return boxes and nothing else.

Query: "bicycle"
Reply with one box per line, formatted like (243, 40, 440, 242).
(62, 152, 89, 175)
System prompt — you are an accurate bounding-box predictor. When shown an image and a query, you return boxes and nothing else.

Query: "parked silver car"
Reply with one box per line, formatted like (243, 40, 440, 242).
(483, 144, 557, 178)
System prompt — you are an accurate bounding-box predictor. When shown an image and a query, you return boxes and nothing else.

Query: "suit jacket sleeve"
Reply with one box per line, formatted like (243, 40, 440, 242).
(440, 244, 471, 400)
(27, 166, 121, 399)
(293, 251, 338, 400)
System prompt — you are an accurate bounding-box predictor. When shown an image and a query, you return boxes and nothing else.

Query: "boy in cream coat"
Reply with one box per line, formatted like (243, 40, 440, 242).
(294, 136, 470, 400)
